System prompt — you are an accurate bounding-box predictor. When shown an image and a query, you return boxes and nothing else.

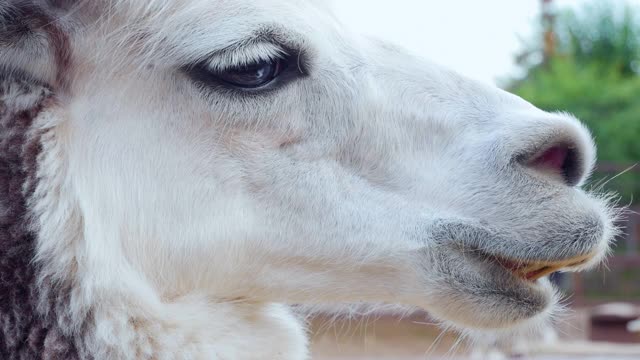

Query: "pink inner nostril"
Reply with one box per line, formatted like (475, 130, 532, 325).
(531, 145, 569, 173)
(522, 141, 583, 187)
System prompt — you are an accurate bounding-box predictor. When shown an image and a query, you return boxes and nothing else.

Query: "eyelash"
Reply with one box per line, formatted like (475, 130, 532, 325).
(184, 49, 307, 94)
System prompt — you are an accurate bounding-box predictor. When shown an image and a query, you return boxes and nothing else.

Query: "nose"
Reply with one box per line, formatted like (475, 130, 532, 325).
(522, 142, 583, 186)
(515, 115, 595, 187)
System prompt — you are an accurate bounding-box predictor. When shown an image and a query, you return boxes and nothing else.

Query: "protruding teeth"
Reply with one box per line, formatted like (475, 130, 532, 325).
(494, 253, 595, 281)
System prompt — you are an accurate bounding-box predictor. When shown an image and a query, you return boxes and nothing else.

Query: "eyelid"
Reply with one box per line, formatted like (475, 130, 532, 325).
(199, 42, 289, 73)
(183, 39, 308, 94)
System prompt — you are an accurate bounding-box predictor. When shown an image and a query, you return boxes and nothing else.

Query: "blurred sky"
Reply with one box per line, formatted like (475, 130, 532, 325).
(334, 0, 640, 86)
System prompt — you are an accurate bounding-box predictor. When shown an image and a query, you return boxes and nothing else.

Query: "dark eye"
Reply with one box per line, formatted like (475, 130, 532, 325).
(216, 59, 286, 88)
(184, 49, 306, 93)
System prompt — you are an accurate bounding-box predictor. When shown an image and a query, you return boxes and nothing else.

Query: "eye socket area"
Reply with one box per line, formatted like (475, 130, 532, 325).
(185, 55, 294, 91)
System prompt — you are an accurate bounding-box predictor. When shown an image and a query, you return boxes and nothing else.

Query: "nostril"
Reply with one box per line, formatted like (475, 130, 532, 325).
(532, 145, 568, 171)
(526, 143, 582, 186)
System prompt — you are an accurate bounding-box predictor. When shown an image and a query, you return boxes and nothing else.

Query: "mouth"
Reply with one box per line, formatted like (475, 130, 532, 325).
(488, 252, 595, 281)
(427, 214, 611, 329)
(426, 243, 602, 329)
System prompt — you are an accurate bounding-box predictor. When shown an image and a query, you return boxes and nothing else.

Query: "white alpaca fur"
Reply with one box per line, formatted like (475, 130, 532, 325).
(2, 0, 619, 359)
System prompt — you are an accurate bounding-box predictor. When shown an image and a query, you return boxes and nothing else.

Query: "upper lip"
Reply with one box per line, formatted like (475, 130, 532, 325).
(487, 252, 595, 281)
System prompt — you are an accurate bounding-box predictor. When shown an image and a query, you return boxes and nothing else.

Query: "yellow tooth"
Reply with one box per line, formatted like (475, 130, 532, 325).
(510, 252, 595, 281)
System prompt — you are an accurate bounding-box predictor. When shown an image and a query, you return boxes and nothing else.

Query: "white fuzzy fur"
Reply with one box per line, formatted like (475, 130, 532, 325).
(3, 1, 619, 358)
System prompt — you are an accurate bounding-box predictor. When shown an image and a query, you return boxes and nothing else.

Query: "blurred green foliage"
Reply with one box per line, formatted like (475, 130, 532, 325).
(506, 1, 640, 203)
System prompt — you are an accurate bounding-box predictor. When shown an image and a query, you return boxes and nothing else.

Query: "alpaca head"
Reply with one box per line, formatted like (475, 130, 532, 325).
(3, 0, 617, 339)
